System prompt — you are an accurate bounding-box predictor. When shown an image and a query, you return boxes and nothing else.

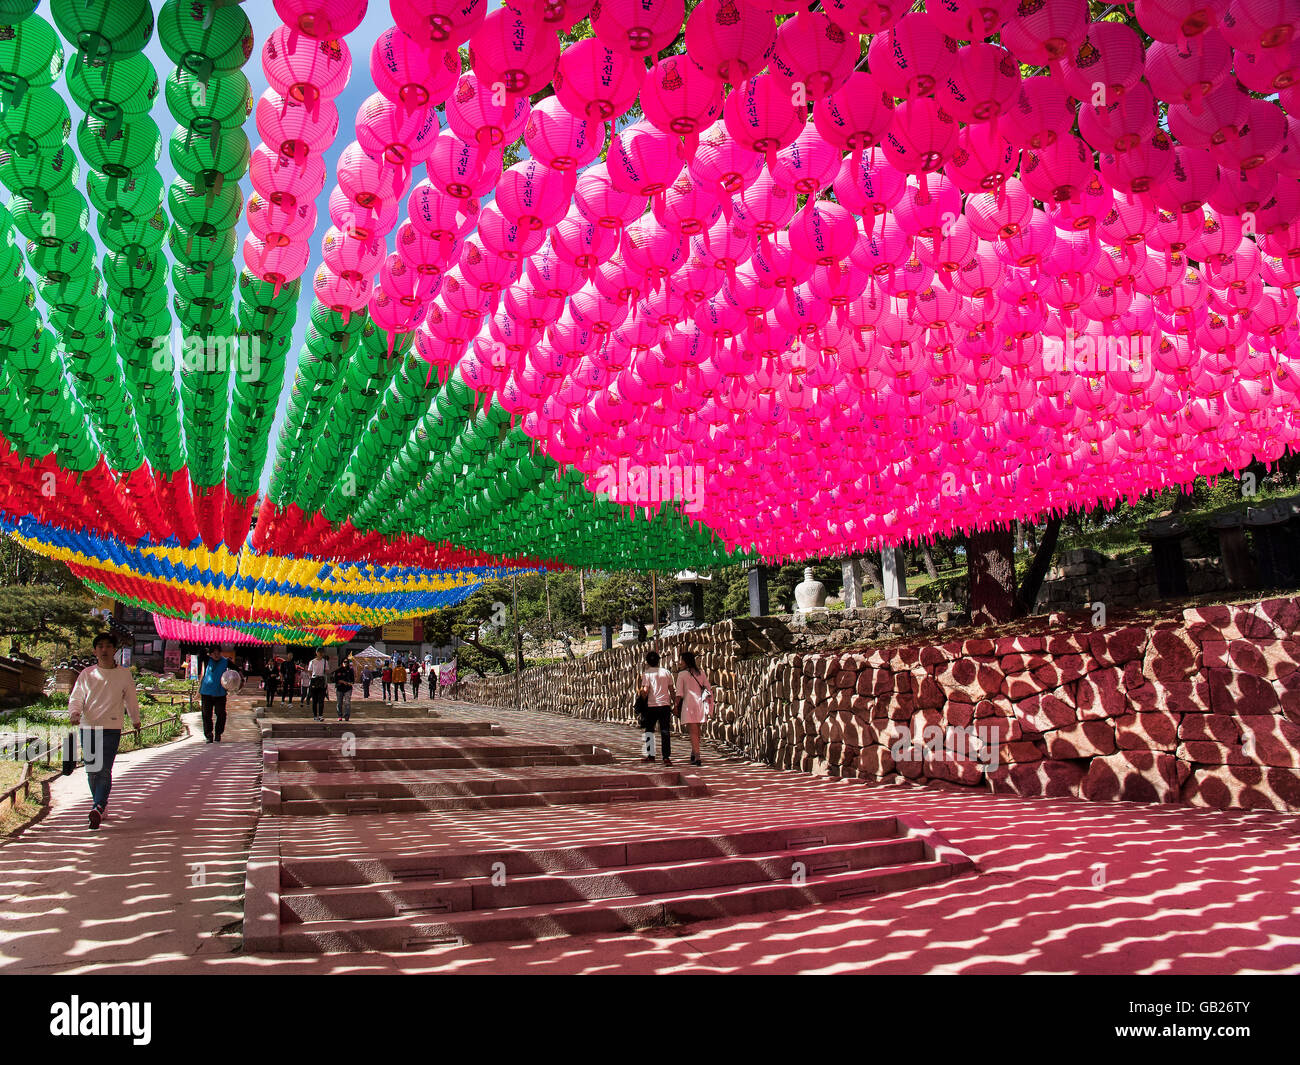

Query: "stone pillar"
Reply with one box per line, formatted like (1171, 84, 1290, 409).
(1212, 513, 1256, 589)
(1141, 517, 1189, 597)
(747, 565, 769, 617)
(600, 625, 613, 651)
(841, 557, 865, 608)
(689, 582, 704, 624)
(1246, 504, 1294, 590)
(882, 547, 909, 604)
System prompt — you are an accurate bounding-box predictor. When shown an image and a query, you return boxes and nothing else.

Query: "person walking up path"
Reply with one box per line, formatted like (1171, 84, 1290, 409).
(307, 648, 328, 721)
(674, 650, 714, 767)
(381, 664, 392, 701)
(263, 657, 280, 709)
(637, 650, 675, 766)
(280, 655, 296, 704)
(199, 646, 233, 744)
(410, 663, 421, 699)
(333, 656, 355, 722)
(67, 632, 142, 831)
(391, 661, 408, 702)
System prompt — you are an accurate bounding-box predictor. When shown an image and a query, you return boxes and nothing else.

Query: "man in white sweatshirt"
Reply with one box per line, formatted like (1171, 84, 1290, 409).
(68, 632, 141, 831)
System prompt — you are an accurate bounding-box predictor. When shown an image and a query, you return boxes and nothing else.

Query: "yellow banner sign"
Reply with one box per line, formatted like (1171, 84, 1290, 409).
(382, 620, 416, 642)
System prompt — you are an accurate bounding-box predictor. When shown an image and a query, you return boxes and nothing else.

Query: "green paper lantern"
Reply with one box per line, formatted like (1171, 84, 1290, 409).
(0, 15, 63, 108)
(157, 0, 252, 84)
(76, 113, 161, 178)
(49, 0, 155, 67)
(165, 68, 251, 131)
(0, 85, 70, 160)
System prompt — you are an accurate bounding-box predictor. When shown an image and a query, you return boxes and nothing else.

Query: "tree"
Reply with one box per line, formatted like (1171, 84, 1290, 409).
(515, 570, 587, 660)
(424, 583, 513, 677)
(966, 526, 1018, 625)
(0, 585, 99, 652)
(586, 569, 657, 637)
(1016, 515, 1064, 615)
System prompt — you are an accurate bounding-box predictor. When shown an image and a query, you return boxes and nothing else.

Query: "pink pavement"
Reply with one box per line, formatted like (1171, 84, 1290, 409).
(2, 700, 1299, 974)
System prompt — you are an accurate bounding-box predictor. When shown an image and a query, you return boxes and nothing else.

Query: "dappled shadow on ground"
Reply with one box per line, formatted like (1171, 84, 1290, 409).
(2, 700, 1298, 974)
(0, 718, 260, 974)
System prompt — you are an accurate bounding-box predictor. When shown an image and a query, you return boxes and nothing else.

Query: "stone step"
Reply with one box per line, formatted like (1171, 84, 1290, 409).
(272, 860, 957, 952)
(278, 767, 686, 800)
(270, 740, 610, 762)
(279, 837, 930, 922)
(279, 815, 904, 887)
(262, 721, 502, 738)
(257, 700, 437, 720)
(276, 752, 615, 773)
(277, 781, 709, 816)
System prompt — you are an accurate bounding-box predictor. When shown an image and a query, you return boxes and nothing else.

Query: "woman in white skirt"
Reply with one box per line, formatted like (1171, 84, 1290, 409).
(674, 650, 713, 767)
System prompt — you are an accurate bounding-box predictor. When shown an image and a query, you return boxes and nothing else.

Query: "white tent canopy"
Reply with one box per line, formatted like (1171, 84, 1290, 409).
(352, 645, 391, 662)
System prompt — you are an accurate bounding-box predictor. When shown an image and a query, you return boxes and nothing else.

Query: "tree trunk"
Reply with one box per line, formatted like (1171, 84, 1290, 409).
(967, 526, 1018, 625)
(860, 554, 884, 592)
(920, 543, 939, 580)
(460, 632, 511, 674)
(1015, 515, 1063, 616)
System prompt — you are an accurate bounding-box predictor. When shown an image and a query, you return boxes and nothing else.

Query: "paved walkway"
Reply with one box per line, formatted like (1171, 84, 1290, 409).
(2, 697, 1299, 974)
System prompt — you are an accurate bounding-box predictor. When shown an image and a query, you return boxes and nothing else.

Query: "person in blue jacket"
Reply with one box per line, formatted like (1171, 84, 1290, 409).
(199, 646, 232, 743)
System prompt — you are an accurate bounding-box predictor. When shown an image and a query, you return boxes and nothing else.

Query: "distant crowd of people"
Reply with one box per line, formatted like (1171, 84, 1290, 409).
(259, 650, 442, 720)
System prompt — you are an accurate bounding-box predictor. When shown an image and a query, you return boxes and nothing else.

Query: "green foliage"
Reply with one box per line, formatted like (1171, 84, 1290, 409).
(0, 585, 98, 653)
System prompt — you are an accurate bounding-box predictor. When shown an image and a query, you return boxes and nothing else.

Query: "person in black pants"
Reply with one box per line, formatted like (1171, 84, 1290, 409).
(307, 647, 328, 721)
(198, 646, 232, 744)
(280, 656, 296, 704)
(264, 656, 280, 708)
(637, 650, 676, 765)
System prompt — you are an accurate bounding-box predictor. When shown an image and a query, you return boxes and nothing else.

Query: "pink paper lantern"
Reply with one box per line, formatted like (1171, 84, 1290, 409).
(553, 36, 645, 121)
(591, 0, 684, 57)
(1000, 76, 1074, 151)
(1058, 20, 1147, 103)
(1000, 0, 1088, 65)
(1135, 0, 1221, 43)
(392, 0, 487, 49)
(524, 96, 606, 172)
(640, 54, 725, 159)
(938, 43, 1021, 125)
(607, 120, 685, 196)
(274, 0, 368, 39)
(685, 0, 776, 84)
(469, 8, 560, 98)
(867, 13, 952, 101)
(1145, 31, 1233, 110)
(445, 72, 531, 149)
(882, 97, 959, 176)
(768, 12, 859, 102)
(496, 159, 575, 231)
(722, 73, 807, 170)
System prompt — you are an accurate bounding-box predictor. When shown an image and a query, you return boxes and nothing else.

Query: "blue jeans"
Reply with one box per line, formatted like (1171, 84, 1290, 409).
(81, 728, 121, 810)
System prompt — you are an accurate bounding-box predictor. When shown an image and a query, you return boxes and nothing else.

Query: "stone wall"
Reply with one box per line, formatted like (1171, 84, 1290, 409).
(1036, 548, 1229, 613)
(459, 595, 1300, 814)
(452, 603, 965, 732)
(763, 598, 1300, 813)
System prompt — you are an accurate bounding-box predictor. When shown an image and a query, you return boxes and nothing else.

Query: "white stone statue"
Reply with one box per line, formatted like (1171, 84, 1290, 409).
(794, 567, 827, 612)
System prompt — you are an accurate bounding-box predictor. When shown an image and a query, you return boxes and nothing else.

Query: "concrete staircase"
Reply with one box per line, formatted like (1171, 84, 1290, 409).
(260, 723, 707, 816)
(256, 699, 435, 720)
(254, 815, 971, 953)
(245, 709, 975, 954)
